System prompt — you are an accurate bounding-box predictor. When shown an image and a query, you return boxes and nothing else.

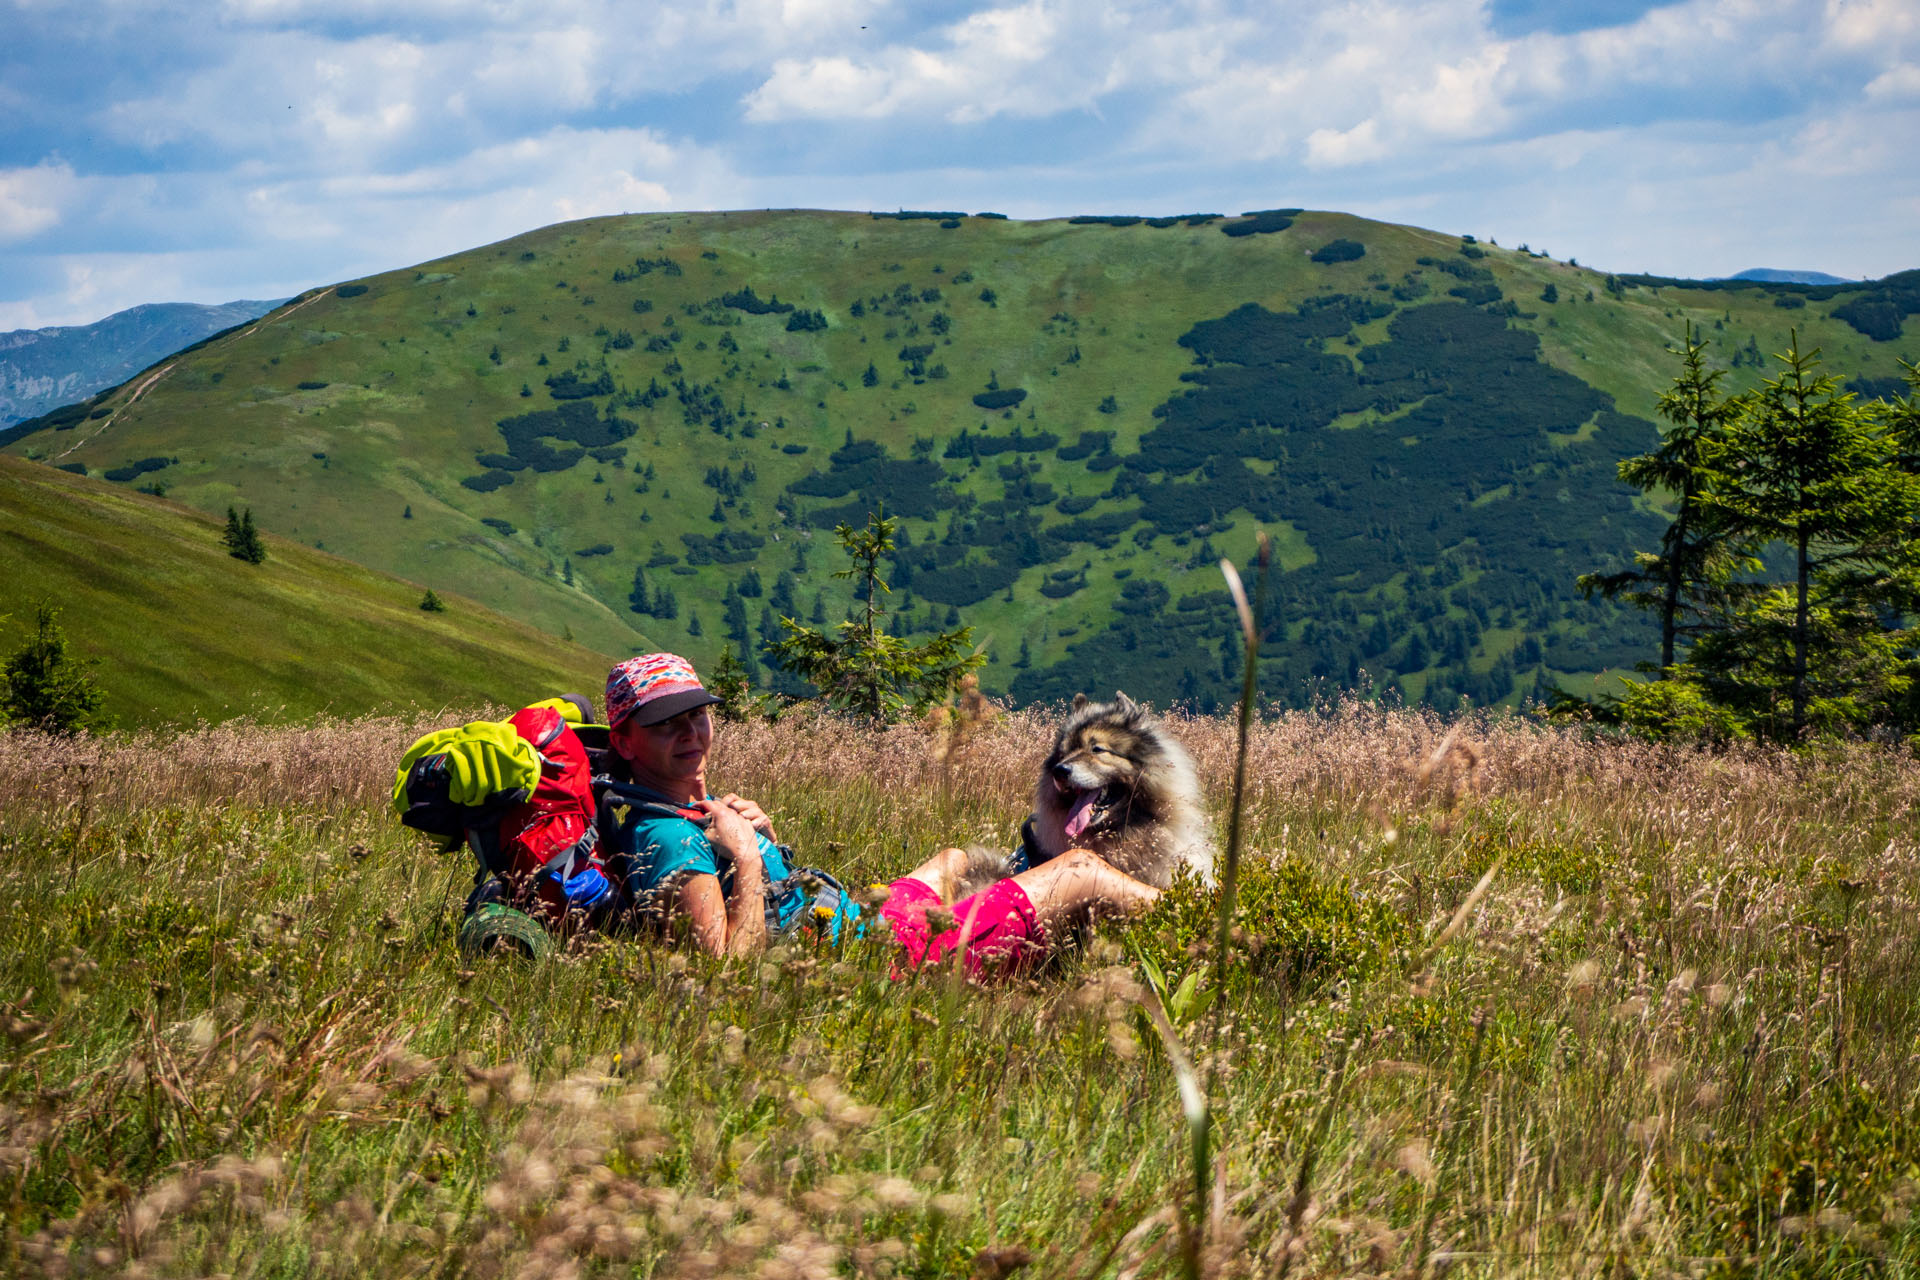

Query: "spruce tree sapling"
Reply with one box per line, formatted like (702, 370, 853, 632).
(1, 603, 106, 732)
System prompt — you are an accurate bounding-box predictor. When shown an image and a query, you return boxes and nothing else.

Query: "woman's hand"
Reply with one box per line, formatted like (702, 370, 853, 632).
(698, 798, 765, 863)
(716, 792, 778, 841)
(679, 802, 768, 957)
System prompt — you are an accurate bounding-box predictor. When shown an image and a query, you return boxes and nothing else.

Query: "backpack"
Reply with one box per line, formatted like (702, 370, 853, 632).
(393, 699, 617, 932)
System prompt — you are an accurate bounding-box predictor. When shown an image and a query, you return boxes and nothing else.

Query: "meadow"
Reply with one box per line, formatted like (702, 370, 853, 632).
(4, 703, 1919, 1277)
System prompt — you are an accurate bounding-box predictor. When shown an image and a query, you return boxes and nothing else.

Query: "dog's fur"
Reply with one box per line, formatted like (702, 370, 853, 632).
(1026, 692, 1215, 890)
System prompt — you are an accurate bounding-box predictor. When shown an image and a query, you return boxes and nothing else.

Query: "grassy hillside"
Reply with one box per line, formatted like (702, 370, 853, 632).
(0, 456, 621, 727)
(7, 710, 1920, 1273)
(4, 209, 1913, 710)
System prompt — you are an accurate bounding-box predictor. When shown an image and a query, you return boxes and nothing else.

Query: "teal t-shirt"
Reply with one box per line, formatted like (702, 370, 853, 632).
(616, 792, 808, 931)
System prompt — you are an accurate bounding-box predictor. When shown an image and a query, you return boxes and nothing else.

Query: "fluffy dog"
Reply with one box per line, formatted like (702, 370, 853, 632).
(1026, 692, 1215, 890)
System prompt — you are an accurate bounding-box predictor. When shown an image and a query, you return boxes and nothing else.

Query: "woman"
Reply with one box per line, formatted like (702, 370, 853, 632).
(604, 652, 1163, 971)
(603, 652, 808, 956)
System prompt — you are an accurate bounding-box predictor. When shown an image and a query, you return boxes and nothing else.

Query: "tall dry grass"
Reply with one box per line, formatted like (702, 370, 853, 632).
(4, 701, 1920, 1277)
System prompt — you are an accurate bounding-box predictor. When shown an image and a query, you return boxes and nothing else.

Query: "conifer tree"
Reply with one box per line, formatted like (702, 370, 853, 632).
(769, 512, 983, 723)
(2, 603, 105, 732)
(225, 507, 267, 564)
(1698, 334, 1919, 735)
(1580, 323, 1749, 674)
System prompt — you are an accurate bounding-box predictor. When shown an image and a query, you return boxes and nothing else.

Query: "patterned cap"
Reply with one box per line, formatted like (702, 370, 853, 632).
(606, 653, 721, 728)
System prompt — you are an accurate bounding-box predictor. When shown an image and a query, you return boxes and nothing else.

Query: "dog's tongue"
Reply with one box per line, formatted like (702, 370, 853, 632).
(1063, 789, 1100, 840)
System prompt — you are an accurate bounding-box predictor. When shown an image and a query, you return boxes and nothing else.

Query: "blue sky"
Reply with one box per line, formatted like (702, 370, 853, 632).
(2, 0, 1915, 328)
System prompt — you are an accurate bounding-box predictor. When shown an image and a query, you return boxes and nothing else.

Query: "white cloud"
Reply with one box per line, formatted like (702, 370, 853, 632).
(1, 127, 742, 327)
(744, 0, 1141, 123)
(1866, 63, 1920, 99)
(0, 161, 79, 241)
(5, 0, 1918, 329)
(1305, 120, 1385, 168)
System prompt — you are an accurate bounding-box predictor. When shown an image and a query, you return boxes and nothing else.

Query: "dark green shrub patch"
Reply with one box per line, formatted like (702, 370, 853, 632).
(296, 380, 328, 390)
(681, 529, 766, 564)
(54, 462, 87, 475)
(481, 517, 516, 535)
(1113, 578, 1170, 614)
(944, 428, 1057, 458)
(781, 443, 809, 455)
(1220, 208, 1301, 237)
(460, 470, 514, 492)
(1833, 296, 1904, 341)
(1055, 494, 1098, 515)
(574, 543, 614, 557)
(335, 284, 368, 297)
(971, 388, 1027, 410)
(721, 287, 795, 316)
(1056, 429, 1113, 461)
(611, 256, 680, 281)
(1040, 566, 1088, 598)
(103, 456, 175, 483)
(1049, 506, 1140, 548)
(1850, 375, 1910, 402)
(870, 210, 967, 221)
(1447, 282, 1503, 306)
(483, 399, 635, 477)
(911, 558, 1021, 606)
(785, 309, 828, 332)
(1418, 256, 1492, 282)
(1311, 238, 1366, 264)
(545, 369, 615, 399)
(1068, 215, 1143, 227)
(784, 438, 951, 520)
(1145, 214, 1222, 227)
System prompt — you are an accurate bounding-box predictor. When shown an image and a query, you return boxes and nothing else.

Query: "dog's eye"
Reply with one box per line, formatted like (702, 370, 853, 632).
(1090, 745, 1109, 754)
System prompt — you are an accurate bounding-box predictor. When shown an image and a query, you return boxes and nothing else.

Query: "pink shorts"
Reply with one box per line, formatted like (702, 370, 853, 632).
(881, 877, 1047, 980)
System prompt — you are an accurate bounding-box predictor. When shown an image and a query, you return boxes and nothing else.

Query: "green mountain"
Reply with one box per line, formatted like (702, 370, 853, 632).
(0, 299, 284, 426)
(0, 456, 616, 728)
(5, 209, 1915, 711)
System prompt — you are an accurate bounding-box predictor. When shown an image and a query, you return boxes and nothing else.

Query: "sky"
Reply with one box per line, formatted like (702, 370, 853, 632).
(2, 0, 1916, 330)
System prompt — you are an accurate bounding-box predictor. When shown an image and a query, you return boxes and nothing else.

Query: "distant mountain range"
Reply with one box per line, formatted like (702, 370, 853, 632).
(0, 299, 285, 425)
(1727, 268, 1853, 285)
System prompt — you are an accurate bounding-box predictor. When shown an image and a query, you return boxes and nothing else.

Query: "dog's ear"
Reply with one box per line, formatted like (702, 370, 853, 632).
(1114, 691, 1138, 715)
(1071, 692, 1088, 711)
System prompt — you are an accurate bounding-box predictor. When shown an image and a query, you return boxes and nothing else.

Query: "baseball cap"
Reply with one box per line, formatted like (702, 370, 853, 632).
(606, 653, 722, 728)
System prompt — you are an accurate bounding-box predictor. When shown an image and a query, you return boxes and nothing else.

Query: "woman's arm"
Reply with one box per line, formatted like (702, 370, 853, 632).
(674, 802, 767, 957)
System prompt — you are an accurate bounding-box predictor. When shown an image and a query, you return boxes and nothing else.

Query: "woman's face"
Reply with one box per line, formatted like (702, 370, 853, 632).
(611, 705, 714, 791)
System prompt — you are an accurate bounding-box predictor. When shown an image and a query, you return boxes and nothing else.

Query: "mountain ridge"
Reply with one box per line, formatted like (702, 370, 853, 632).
(4, 209, 1914, 712)
(0, 298, 285, 426)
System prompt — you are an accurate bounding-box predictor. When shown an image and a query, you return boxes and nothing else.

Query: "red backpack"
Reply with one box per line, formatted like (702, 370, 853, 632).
(394, 700, 617, 930)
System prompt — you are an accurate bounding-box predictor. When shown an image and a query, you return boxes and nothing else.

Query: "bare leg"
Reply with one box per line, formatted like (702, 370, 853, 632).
(893, 847, 973, 902)
(1010, 847, 1160, 937)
